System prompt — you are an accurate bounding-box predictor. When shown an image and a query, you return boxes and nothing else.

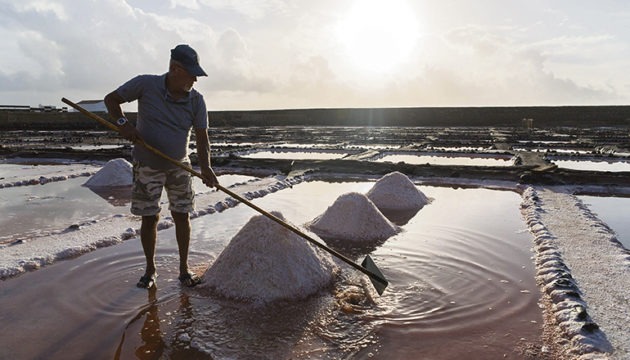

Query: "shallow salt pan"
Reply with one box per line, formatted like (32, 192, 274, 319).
(366, 171, 430, 212)
(307, 192, 399, 242)
(200, 211, 339, 304)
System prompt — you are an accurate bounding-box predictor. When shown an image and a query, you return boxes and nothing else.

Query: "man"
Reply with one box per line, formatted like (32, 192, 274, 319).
(104, 44, 219, 289)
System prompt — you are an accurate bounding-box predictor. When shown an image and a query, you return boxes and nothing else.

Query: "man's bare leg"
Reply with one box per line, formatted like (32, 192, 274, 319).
(172, 211, 200, 286)
(172, 211, 191, 274)
(138, 214, 159, 288)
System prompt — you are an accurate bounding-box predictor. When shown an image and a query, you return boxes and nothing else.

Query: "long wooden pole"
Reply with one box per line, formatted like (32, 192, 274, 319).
(61, 97, 389, 294)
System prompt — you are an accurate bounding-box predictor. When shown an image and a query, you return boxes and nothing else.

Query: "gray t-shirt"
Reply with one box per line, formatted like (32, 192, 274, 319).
(116, 74, 208, 169)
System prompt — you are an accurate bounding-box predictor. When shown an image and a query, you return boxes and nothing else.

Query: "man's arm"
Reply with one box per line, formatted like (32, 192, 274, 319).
(104, 91, 139, 142)
(194, 127, 219, 188)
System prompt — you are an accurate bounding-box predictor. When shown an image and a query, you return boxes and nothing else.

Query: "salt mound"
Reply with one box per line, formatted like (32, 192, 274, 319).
(307, 192, 399, 242)
(366, 171, 430, 211)
(84, 158, 132, 187)
(200, 211, 339, 304)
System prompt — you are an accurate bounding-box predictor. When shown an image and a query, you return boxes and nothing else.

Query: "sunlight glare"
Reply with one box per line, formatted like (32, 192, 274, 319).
(337, 0, 419, 74)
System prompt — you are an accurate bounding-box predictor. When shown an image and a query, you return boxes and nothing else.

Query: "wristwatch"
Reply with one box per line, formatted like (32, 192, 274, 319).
(116, 117, 128, 126)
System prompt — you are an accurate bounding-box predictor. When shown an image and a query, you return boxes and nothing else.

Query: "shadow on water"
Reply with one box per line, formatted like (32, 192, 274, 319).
(316, 233, 387, 260)
(380, 207, 422, 226)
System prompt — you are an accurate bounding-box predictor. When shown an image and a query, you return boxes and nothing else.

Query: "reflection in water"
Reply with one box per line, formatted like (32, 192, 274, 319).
(241, 150, 347, 160)
(376, 153, 514, 167)
(0, 177, 126, 241)
(0, 173, 257, 242)
(135, 288, 165, 360)
(380, 207, 422, 226)
(116, 287, 209, 360)
(550, 157, 630, 172)
(114, 286, 164, 360)
(87, 185, 133, 207)
(579, 195, 630, 249)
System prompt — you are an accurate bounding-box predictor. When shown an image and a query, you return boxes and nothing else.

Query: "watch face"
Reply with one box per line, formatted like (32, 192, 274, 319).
(117, 118, 127, 125)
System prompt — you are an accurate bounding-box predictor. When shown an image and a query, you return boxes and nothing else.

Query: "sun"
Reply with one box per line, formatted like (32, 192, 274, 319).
(337, 0, 419, 74)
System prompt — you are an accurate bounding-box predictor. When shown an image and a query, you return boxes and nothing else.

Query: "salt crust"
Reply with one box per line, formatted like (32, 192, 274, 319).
(0, 172, 95, 188)
(520, 187, 615, 359)
(366, 171, 430, 211)
(84, 158, 133, 187)
(200, 211, 339, 304)
(307, 192, 399, 242)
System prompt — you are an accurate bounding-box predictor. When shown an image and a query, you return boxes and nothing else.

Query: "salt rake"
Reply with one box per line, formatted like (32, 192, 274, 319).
(62, 97, 389, 295)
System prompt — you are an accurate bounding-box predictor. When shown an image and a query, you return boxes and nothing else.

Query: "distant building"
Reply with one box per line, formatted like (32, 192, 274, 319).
(35, 104, 62, 112)
(74, 100, 107, 113)
(0, 104, 67, 112)
(0, 105, 31, 112)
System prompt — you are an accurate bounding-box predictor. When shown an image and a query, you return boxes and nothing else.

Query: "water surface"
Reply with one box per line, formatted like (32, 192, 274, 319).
(579, 195, 630, 249)
(241, 150, 347, 160)
(550, 158, 630, 172)
(0, 182, 541, 359)
(376, 154, 514, 167)
(0, 174, 256, 243)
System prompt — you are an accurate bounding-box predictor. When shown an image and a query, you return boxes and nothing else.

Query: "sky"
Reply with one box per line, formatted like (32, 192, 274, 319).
(1, 0, 629, 111)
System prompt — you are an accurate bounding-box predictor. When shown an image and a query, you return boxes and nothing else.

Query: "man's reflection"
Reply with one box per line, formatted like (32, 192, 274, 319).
(135, 286, 165, 359)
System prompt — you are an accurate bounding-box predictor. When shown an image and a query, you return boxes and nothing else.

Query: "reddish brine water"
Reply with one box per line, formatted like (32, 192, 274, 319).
(0, 181, 542, 359)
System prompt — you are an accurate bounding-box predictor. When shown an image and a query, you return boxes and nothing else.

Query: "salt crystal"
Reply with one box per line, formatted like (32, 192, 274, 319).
(200, 211, 339, 304)
(84, 158, 133, 187)
(366, 171, 430, 212)
(307, 192, 399, 242)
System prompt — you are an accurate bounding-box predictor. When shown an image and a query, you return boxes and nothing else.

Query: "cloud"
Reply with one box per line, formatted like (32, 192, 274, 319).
(216, 28, 248, 64)
(0, 0, 218, 104)
(383, 24, 624, 106)
(169, 0, 200, 10)
(0, 0, 628, 109)
(198, 0, 290, 19)
(12, 0, 68, 21)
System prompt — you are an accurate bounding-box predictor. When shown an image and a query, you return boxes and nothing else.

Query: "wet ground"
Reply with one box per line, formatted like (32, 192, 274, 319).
(2, 126, 629, 189)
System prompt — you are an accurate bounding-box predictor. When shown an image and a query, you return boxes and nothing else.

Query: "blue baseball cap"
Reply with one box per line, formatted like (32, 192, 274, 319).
(170, 44, 207, 77)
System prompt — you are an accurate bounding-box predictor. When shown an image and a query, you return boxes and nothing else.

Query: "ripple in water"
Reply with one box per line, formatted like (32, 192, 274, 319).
(380, 226, 535, 333)
(0, 183, 541, 359)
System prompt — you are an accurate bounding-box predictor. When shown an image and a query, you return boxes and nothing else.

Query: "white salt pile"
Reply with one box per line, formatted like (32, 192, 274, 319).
(83, 158, 132, 187)
(200, 211, 339, 304)
(366, 171, 430, 212)
(307, 192, 399, 242)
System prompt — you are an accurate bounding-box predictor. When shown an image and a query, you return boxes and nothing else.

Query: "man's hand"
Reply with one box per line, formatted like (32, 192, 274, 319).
(201, 166, 219, 188)
(104, 91, 140, 142)
(118, 122, 141, 142)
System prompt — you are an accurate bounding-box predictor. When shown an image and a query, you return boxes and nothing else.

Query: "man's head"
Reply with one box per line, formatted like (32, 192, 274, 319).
(170, 44, 207, 77)
(168, 44, 206, 94)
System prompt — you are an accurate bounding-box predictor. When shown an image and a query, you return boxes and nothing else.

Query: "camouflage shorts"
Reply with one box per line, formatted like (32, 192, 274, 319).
(131, 161, 194, 216)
